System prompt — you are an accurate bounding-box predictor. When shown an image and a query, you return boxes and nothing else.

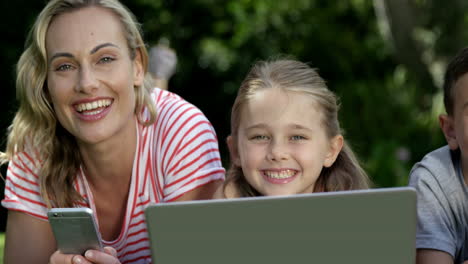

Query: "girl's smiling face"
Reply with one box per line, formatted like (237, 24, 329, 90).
(45, 6, 143, 147)
(229, 88, 343, 196)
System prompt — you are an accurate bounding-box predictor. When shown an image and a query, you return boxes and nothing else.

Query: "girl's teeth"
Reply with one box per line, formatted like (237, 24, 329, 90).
(265, 170, 295, 179)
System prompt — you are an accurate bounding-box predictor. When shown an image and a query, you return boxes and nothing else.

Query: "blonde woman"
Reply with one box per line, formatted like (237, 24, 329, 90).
(1, 0, 225, 263)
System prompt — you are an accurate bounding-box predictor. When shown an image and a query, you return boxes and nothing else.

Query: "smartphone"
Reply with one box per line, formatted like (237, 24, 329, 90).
(48, 207, 103, 255)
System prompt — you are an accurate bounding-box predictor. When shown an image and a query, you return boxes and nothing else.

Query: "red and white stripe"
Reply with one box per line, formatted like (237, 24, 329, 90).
(2, 88, 225, 263)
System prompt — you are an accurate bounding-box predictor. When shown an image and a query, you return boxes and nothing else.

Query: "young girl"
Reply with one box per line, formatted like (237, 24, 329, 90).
(216, 59, 370, 198)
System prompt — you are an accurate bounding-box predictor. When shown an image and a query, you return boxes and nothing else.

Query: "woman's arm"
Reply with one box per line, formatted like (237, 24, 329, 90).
(4, 210, 121, 264)
(174, 180, 223, 201)
(211, 183, 226, 199)
(4, 210, 56, 264)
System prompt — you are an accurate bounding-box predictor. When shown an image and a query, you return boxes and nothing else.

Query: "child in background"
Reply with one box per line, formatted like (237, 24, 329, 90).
(409, 47, 468, 264)
(148, 39, 177, 90)
(215, 59, 370, 198)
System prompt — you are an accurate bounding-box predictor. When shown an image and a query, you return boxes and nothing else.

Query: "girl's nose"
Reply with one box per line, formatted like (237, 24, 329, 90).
(266, 140, 289, 161)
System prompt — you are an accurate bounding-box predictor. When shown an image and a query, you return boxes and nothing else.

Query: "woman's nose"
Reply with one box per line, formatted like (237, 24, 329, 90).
(75, 65, 98, 93)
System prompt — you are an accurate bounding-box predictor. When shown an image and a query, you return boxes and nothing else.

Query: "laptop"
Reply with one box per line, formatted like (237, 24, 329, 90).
(145, 187, 416, 264)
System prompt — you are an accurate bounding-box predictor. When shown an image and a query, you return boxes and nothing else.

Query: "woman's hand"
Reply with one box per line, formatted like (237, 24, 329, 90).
(50, 247, 120, 264)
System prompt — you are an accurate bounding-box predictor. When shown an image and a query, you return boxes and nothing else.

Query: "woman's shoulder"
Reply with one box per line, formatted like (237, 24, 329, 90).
(151, 87, 184, 106)
(9, 141, 43, 169)
(150, 87, 211, 125)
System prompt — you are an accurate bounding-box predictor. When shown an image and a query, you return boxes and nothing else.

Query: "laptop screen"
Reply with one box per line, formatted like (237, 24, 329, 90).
(145, 187, 416, 264)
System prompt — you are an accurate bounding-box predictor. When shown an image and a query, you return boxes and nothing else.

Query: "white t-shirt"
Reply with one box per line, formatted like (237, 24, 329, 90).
(2, 88, 226, 263)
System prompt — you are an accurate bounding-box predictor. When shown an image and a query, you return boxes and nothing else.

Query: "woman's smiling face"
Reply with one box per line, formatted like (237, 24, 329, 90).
(45, 6, 143, 146)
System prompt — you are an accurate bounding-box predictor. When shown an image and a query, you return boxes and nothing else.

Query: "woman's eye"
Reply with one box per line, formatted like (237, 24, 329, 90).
(55, 64, 73, 72)
(99, 56, 115, 64)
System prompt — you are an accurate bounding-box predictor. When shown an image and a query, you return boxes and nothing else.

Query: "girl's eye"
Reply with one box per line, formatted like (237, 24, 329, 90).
(291, 135, 306, 141)
(55, 64, 73, 72)
(250, 135, 269, 141)
(99, 56, 115, 64)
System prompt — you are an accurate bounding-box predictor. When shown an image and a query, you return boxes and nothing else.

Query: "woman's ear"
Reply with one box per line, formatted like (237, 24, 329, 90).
(132, 49, 144, 87)
(439, 114, 459, 150)
(227, 135, 241, 166)
(324, 135, 344, 168)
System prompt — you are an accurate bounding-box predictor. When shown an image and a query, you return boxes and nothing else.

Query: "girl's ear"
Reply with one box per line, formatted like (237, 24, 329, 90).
(439, 114, 459, 150)
(227, 135, 241, 166)
(132, 49, 144, 87)
(324, 135, 344, 168)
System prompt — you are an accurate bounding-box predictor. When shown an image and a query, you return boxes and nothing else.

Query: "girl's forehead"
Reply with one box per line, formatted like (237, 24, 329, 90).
(247, 88, 319, 110)
(240, 88, 323, 128)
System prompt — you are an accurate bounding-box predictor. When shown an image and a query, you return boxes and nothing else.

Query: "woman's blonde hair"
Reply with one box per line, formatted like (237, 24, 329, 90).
(0, 0, 157, 207)
(225, 59, 370, 197)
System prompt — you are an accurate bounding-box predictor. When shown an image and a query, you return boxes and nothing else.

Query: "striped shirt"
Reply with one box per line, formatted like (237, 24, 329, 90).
(2, 88, 226, 263)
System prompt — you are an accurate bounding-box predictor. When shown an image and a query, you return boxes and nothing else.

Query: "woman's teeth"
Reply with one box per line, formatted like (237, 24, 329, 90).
(75, 99, 112, 112)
